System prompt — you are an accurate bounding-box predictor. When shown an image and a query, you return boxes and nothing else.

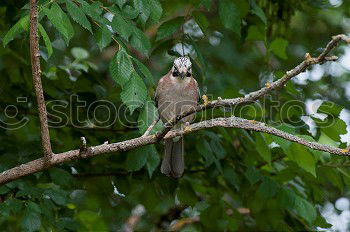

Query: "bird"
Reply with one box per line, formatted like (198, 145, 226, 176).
(155, 56, 199, 178)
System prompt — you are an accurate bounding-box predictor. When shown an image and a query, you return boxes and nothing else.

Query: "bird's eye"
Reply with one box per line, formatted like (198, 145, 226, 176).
(186, 72, 191, 77)
(173, 71, 179, 77)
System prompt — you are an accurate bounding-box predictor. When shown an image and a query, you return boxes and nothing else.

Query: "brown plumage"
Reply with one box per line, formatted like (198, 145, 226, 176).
(155, 57, 199, 178)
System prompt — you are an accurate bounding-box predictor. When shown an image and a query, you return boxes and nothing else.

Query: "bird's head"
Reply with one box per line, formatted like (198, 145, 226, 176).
(171, 56, 192, 80)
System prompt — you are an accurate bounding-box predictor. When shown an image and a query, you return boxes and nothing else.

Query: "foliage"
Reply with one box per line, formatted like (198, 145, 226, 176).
(0, 0, 350, 230)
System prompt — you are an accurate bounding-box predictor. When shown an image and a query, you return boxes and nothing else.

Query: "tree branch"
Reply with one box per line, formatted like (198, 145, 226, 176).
(0, 35, 348, 185)
(29, 0, 52, 159)
(1, 115, 349, 184)
(142, 117, 160, 137)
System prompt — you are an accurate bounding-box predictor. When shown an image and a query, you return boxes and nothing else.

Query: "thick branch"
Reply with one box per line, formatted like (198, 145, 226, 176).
(29, 0, 52, 159)
(0, 35, 348, 185)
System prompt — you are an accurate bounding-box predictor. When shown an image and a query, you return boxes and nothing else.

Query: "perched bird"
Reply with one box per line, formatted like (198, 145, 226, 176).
(155, 56, 199, 178)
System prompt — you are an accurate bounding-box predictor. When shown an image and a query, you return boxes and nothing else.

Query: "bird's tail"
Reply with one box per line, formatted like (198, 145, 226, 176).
(161, 136, 184, 178)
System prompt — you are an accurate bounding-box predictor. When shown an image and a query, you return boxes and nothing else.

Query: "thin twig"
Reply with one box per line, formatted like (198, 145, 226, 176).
(29, 0, 52, 160)
(142, 117, 160, 137)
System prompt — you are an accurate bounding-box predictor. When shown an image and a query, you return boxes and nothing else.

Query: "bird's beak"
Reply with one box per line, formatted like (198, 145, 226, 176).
(180, 72, 186, 79)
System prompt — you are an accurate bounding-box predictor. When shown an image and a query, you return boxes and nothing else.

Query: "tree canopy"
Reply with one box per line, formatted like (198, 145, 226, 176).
(0, 0, 350, 231)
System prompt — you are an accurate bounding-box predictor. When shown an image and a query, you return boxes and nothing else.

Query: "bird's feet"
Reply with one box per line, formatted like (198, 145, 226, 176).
(184, 122, 192, 133)
(202, 95, 209, 106)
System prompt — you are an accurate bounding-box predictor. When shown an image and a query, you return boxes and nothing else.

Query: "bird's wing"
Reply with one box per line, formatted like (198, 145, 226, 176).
(194, 79, 201, 103)
(154, 85, 159, 107)
(154, 73, 168, 107)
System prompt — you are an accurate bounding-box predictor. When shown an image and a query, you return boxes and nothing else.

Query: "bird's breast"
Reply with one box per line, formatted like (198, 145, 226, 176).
(157, 78, 198, 123)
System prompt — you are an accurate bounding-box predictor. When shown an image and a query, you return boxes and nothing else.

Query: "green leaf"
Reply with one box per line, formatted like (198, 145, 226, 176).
(236, 0, 250, 18)
(251, 4, 267, 24)
(192, 11, 209, 33)
(138, 101, 160, 134)
(146, 145, 160, 177)
(272, 124, 295, 152)
(49, 168, 73, 187)
(0, 199, 23, 216)
(71, 47, 89, 60)
(196, 139, 214, 167)
(219, 0, 241, 36)
(65, 0, 92, 33)
(126, 147, 149, 171)
(109, 48, 133, 87)
(21, 202, 41, 232)
(177, 180, 198, 206)
(318, 101, 343, 117)
(115, 0, 127, 8)
(45, 189, 68, 205)
(314, 117, 347, 141)
(204, 131, 226, 163)
(21, 212, 41, 232)
(294, 196, 317, 224)
(223, 165, 240, 191)
(278, 187, 296, 209)
(200, 205, 226, 230)
(133, 0, 151, 26)
(3, 15, 29, 47)
(43, 3, 74, 45)
(244, 166, 261, 185)
(95, 25, 112, 51)
(286, 143, 316, 177)
(156, 16, 184, 41)
(132, 57, 155, 86)
(201, 0, 212, 9)
(269, 38, 288, 59)
(255, 133, 271, 165)
(121, 5, 139, 19)
(0, 185, 10, 194)
(149, 0, 163, 24)
(111, 13, 133, 41)
(77, 210, 108, 231)
(257, 177, 279, 199)
(130, 27, 151, 57)
(27, 201, 41, 214)
(318, 131, 338, 147)
(38, 23, 53, 58)
(75, 0, 103, 22)
(246, 25, 265, 41)
(120, 72, 148, 114)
